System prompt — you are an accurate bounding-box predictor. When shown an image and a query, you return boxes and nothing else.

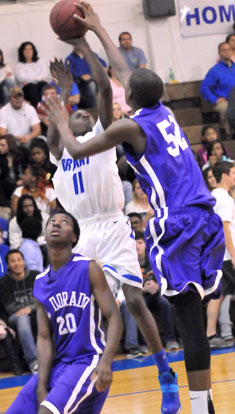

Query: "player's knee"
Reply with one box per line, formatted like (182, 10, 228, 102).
(124, 287, 144, 315)
(183, 334, 210, 372)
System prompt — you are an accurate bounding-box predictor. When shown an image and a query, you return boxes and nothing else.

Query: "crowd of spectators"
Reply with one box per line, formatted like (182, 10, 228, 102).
(0, 28, 235, 375)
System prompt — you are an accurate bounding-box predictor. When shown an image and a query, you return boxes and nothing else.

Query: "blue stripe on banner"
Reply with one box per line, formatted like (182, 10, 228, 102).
(103, 264, 142, 284)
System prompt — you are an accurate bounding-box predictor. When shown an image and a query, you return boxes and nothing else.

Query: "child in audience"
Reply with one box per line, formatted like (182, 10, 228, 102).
(202, 167, 217, 191)
(203, 140, 233, 170)
(197, 126, 231, 168)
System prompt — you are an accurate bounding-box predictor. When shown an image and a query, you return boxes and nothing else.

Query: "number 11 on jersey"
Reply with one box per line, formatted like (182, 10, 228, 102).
(72, 171, 85, 195)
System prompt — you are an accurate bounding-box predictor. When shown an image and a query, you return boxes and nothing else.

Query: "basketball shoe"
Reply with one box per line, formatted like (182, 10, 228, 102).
(158, 369, 181, 414)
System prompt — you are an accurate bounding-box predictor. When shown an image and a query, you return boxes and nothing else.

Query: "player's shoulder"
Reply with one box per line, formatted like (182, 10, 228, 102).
(72, 253, 92, 263)
(35, 266, 50, 281)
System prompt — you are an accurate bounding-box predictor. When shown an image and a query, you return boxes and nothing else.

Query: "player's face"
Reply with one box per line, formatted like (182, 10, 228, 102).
(119, 34, 132, 50)
(7, 253, 25, 277)
(30, 147, 46, 165)
(69, 110, 95, 136)
(207, 170, 216, 189)
(46, 213, 77, 246)
(0, 138, 9, 154)
(204, 128, 217, 143)
(22, 198, 35, 216)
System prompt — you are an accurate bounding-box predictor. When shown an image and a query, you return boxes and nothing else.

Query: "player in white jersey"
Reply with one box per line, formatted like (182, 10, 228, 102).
(46, 39, 181, 413)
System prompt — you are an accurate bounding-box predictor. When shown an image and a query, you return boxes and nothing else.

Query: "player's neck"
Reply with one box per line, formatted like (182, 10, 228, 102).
(48, 247, 73, 271)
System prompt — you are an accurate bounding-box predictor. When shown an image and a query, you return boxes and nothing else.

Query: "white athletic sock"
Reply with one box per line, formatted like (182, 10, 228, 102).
(189, 390, 209, 414)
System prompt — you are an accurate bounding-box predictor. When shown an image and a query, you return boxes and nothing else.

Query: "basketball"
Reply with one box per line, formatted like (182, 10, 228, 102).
(49, 0, 88, 40)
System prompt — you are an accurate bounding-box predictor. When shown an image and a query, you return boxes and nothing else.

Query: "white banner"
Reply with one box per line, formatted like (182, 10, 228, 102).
(177, 0, 235, 37)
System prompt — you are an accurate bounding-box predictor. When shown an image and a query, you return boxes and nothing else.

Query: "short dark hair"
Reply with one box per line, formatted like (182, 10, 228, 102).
(129, 68, 163, 108)
(135, 231, 145, 241)
(118, 31, 132, 42)
(18, 41, 39, 63)
(47, 211, 80, 247)
(21, 217, 42, 241)
(41, 84, 57, 96)
(226, 33, 235, 42)
(212, 161, 234, 183)
(128, 212, 142, 221)
(5, 249, 24, 264)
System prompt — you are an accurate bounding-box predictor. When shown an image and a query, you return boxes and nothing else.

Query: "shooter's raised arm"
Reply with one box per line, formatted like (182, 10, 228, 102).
(74, 2, 131, 88)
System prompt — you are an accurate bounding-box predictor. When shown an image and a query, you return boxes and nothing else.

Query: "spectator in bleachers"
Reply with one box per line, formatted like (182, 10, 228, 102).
(9, 194, 49, 250)
(206, 161, 235, 348)
(50, 62, 80, 112)
(108, 66, 131, 115)
(19, 217, 43, 272)
(118, 32, 147, 71)
(0, 86, 41, 146)
(202, 140, 233, 170)
(0, 134, 29, 220)
(128, 212, 144, 233)
(135, 232, 180, 351)
(11, 164, 57, 216)
(125, 179, 151, 227)
(29, 138, 57, 184)
(15, 42, 49, 108)
(226, 33, 235, 62)
(0, 226, 9, 277)
(0, 217, 8, 243)
(65, 45, 107, 108)
(200, 42, 235, 138)
(0, 314, 24, 375)
(197, 125, 231, 169)
(36, 84, 73, 136)
(0, 249, 38, 373)
(0, 49, 15, 105)
(202, 167, 217, 192)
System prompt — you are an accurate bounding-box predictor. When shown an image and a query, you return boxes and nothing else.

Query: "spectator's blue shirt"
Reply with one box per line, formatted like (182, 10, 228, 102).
(51, 80, 80, 112)
(200, 60, 235, 104)
(0, 218, 8, 243)
(19, 239, 43, 273)
(118, 46, 147, 71)
(65, 52, 107, 79)
(0, 244, 10, 278)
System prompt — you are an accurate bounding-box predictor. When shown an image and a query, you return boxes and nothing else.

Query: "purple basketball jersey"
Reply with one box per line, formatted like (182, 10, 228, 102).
(33, 254, 106, 362)
(124, 103, 215, 211)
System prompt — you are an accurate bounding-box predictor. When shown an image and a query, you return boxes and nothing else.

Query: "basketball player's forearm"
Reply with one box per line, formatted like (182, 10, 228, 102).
(47, 124, 63, 159)
(76, 39, 110, 93)
(91, 24, 131, 88)
(102, 311, 123, 362)
(37, 336, 54, 391)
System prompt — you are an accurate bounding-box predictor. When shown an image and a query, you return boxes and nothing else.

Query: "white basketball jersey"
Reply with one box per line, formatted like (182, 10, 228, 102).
(51, 119, 124, 221)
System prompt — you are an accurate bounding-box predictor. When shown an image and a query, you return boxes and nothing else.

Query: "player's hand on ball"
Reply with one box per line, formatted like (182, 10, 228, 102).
(73, 2, 102, 32)
(91, 360, 112, 392)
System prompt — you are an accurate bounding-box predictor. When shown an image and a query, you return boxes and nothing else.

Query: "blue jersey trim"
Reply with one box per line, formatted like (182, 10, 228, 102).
(103, 264, 142, 284)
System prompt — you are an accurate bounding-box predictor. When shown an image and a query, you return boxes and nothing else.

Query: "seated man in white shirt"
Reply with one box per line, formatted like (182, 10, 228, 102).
(0, 86, 41, 146)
